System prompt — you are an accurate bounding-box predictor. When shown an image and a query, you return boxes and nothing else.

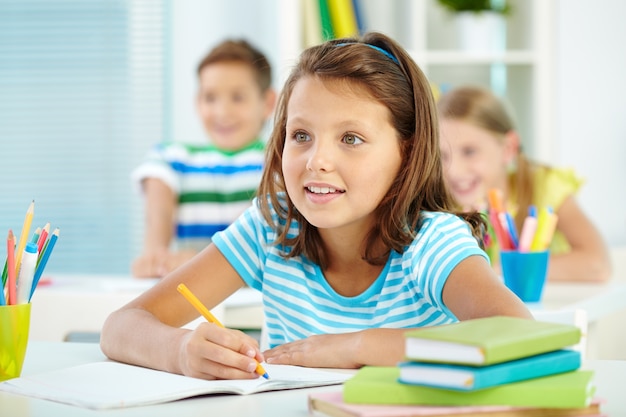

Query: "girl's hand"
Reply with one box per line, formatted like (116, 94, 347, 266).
(178, 322, 265, 380)
(263, 333, 362, 369)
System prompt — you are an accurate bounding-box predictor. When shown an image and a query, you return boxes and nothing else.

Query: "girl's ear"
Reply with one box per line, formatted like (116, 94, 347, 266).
(503, 130, 520, 165)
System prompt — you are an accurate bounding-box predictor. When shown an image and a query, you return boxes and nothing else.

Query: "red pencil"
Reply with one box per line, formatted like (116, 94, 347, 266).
(37, 222, 50, 255)
(7, 230, 17, 305)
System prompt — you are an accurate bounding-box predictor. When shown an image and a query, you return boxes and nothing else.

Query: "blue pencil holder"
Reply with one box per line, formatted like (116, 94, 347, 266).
(500, 250, 549, 303)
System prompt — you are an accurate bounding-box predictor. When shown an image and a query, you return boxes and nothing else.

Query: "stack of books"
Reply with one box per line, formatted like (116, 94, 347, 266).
(310, 316, 603, 417)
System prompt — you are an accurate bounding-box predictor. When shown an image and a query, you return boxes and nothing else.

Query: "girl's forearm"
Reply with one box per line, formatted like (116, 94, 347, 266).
(100, 308, 188, 374)
(355, 328, 408, 366)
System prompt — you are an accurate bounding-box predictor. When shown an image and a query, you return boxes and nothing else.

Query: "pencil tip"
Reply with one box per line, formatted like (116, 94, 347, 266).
(262, 373, 269, 380)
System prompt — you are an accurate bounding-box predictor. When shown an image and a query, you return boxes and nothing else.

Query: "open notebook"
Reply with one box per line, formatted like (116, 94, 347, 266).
(0, 361, 352, 410)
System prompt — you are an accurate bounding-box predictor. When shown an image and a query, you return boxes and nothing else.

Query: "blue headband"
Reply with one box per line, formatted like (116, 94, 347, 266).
(335, 42, 400, 65)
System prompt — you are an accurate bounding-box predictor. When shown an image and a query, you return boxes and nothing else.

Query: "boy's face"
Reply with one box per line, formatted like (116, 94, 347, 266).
(439, 118, 510, 210)
(196, 61, 274, 151)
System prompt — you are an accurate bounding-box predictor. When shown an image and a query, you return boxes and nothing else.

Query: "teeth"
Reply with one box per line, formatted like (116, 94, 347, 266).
(308, 186, 336, 194)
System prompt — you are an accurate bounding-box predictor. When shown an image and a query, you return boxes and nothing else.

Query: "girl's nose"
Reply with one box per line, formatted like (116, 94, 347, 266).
(305, 140, 334, 172)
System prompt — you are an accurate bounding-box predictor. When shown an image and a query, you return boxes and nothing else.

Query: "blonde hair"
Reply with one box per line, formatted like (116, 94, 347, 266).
(257, 32, 485, 268)
(437, 86, 547, 231)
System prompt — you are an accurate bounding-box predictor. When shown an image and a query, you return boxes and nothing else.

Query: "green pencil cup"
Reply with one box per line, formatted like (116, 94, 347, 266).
(0, 303, 31, 381)
(500, 251, 549, 303)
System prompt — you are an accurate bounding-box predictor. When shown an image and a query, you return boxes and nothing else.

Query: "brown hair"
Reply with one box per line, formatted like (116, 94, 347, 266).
(257, 32, 486, 268)
(197, 39, 272, 92)
(437, 86, 545, 231)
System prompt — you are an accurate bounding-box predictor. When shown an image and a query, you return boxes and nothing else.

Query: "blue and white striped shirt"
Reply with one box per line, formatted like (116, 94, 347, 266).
(212, 195, 487, 348)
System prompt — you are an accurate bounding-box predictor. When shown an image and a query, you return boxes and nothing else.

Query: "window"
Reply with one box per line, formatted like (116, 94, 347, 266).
(0, 0, 170, 273)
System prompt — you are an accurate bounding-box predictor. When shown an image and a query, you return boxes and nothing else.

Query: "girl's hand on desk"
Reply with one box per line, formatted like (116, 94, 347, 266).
(178, 322, 264, 380)
(263, 333, 363, 369)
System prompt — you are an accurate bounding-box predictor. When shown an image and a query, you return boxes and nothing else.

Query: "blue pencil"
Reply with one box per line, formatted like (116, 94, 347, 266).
(29, 228, 59, 301)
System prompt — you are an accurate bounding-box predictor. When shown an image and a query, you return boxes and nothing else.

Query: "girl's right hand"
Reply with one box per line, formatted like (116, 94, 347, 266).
(177, 322, 265, 380)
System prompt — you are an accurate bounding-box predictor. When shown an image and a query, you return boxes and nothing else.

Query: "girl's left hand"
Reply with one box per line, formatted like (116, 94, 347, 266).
(263, 333, 361, 369)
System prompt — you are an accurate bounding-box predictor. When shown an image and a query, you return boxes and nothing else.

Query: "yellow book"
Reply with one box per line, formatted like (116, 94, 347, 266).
(327, 0, 358, 38)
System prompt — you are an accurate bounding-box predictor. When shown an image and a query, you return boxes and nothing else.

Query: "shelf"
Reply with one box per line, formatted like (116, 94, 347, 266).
(411, 50, 536, 66)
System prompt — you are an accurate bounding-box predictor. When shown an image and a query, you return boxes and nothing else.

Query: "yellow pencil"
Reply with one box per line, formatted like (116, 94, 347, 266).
(15, 200, 34, 277)
(176, 283, 269, 379)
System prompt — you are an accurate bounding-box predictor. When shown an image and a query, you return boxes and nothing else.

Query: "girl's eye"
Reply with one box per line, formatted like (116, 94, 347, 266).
(294, 131, 310, 143)
(342, 134, 363, 145)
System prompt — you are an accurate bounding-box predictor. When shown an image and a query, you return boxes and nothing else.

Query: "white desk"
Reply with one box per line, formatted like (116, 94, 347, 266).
(1, 342, 625, 417)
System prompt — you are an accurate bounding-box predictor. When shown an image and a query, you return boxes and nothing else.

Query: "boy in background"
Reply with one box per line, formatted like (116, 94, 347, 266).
(131, 39, 276, 278)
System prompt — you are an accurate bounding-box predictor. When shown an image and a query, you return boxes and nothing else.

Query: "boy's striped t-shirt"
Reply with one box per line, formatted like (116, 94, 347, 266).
(212, 195, 487, 349)
(132, 140, 265, 251)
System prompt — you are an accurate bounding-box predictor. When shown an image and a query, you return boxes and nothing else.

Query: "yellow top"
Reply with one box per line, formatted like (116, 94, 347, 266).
(527, 166, 583, 254)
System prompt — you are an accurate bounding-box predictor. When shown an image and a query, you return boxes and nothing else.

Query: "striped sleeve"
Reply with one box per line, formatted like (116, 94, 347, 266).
(211, 200, 269, 291)
(411, 213, 488, 316)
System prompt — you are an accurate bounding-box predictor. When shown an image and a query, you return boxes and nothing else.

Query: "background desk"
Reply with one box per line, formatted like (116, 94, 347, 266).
(29, 273, 626, 359)
(29, 275, 263, 342)
(1, 342, 625, 417)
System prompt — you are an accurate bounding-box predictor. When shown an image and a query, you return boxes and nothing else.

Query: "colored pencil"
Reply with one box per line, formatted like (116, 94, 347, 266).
(7, 230, 17, 305)
(30, 227, 41, 244)
(14, 200, 34, 277)
(37, 222, 50, 255)
(29, 228, 59, 301)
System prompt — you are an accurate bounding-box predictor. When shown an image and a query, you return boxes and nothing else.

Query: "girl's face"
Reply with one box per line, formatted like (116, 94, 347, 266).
(282, 77, 402, 234)
(196, 62, 274, 151)
(439, 118, 511, 210)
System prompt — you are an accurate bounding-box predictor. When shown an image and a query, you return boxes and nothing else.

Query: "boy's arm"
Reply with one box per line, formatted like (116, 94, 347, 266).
(131, 178, 177, 277)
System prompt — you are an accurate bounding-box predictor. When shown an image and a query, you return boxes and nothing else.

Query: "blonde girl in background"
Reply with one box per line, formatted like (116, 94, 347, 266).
(101, 32, 530, 380)
(438, 86, 611, 282)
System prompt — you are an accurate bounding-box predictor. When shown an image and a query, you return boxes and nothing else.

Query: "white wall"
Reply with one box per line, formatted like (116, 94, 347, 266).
(169, 0, 626, 247)
(170, 0, 300, 144)
(555, 0, 626, 247)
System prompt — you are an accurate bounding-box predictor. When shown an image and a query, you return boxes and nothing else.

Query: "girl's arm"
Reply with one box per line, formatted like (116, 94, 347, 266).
(131, 178, 177, 277)
(102, 244, 264, 380)
(264, 255, 532, 368)
(549, 196, 612, 282)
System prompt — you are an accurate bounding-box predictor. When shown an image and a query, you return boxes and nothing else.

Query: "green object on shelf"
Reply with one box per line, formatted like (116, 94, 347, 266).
(436, 0, 511, 16)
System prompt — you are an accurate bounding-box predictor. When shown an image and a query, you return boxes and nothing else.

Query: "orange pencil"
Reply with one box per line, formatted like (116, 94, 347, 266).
(7, 230, 17, 305)
(15, 200, 34, 277)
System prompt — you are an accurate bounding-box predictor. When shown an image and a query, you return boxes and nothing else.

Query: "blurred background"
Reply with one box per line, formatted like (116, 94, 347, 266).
(1, 0, 624, 274)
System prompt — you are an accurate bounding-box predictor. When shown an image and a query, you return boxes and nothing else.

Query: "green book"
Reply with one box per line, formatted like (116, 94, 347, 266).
(404, 316, 581, 365)
(343, 367, 596, 409)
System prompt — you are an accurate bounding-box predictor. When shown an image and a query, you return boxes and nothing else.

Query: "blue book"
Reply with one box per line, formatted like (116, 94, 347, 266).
(398, 349, 581, 391)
